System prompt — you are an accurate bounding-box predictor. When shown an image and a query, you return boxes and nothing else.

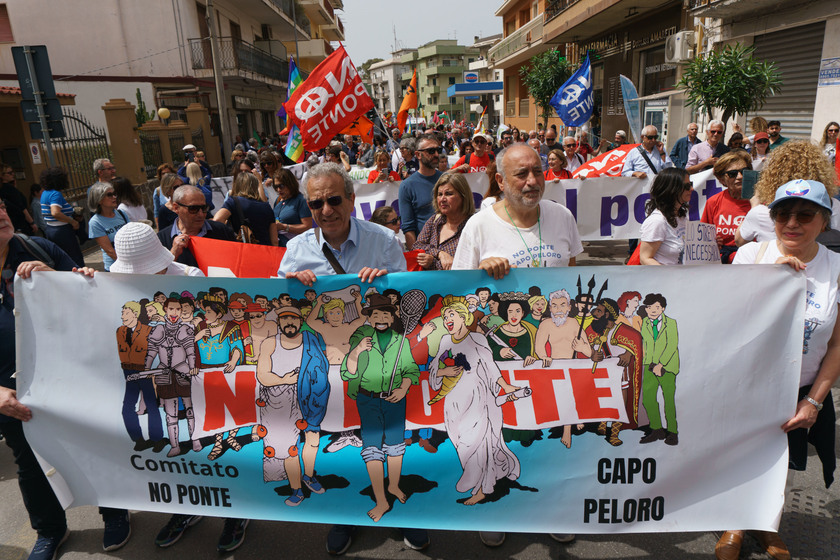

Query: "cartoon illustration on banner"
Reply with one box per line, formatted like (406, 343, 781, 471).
(112, 273, 681, 524)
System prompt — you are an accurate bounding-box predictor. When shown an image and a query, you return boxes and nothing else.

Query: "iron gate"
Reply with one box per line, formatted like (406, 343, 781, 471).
(52, 108, 111, 197)
(139, 130, 163, 179)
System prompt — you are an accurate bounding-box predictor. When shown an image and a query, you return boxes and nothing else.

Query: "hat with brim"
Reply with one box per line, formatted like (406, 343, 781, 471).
(768, 179, 832, 211)
(183, 144, 196, 151)
(245, 303, 265, 313)
(276, 306, 302, 318)
(110, 222, 174, 275)
(754, 132, 770, 141)
(362, 293, 397, 316)
(228, 301, 247, 310)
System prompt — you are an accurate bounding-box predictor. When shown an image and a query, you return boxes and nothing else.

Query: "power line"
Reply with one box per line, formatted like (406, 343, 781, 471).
(55, 44, 188, 81)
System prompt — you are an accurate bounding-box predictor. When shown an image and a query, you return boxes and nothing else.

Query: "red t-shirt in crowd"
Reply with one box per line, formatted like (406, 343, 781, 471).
(454, 151, 492, 173)
(367, 169, 401, 183)
(700, 189, 751, 253)
(577, 143, 595, 159)
(545, 168, 572, 180)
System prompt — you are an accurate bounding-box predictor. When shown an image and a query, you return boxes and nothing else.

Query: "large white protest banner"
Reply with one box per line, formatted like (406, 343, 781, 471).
(17, 265, 802, 533)
(212, 169, 722, 242)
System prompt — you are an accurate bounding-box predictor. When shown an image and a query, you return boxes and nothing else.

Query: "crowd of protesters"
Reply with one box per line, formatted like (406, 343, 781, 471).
(1, 113, 840, 560)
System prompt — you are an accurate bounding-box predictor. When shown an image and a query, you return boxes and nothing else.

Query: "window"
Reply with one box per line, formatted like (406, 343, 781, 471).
(449, 77, 456, 85)
(432, 78, 437, 86)
(532, 1, 539, 18)
(0, 5, 14, 42)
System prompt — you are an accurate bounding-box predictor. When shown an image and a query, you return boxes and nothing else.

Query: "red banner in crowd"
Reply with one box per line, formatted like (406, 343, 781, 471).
(190, 237, 424, 277)
(572, 144, 641, 179)
(283, 45, 374, 152)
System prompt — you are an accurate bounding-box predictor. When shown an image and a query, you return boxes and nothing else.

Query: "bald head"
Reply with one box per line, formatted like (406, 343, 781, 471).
(528, 138, 541, 151)
(498, 144, 542, 182)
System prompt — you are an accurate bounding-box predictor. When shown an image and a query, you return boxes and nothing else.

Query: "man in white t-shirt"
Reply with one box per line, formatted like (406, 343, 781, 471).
(453, 144, 583, 277)
(452, 143, 581, 547)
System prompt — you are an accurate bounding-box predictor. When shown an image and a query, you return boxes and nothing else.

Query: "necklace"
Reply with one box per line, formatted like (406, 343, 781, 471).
(503, 204, 542, 268)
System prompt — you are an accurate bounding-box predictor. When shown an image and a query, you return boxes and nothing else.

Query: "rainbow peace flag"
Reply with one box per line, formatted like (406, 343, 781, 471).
(284, 57, 305, 163)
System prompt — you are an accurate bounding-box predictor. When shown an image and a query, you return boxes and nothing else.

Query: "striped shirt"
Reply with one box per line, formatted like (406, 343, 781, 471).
(40, 190, 73, 227)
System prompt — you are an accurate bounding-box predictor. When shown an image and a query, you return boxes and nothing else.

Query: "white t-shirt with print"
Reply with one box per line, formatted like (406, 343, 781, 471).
(640, 210, 686, 265)
(734, 241, 840, 386)
(452, 199, 583, 269)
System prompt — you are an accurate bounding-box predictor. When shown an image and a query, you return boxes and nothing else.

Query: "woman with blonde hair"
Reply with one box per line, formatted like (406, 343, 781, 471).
(213, 172, 278, 246)
(429, 295, 522, 505)
(414, 172, 475, 270)
(737, 140, 840, 246)
(819, 121, 839, 165)
(545, 149, 572, 181)
(156, 173, 183, 231)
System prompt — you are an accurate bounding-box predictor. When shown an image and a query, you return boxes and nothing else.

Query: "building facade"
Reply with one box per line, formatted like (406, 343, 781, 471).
(0, 0, 340, 147)
(366, 50, 414, 116)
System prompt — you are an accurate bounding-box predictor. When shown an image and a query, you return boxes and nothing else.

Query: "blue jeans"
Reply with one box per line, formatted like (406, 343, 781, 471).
(122, 370, 163, 442)
(43, 224, 84, 267)
(356, 392, 406, 462)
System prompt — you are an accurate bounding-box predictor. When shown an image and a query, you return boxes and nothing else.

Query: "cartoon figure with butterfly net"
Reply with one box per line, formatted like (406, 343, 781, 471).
(428, 295, 527, 505)
(340, 290, 425, 522)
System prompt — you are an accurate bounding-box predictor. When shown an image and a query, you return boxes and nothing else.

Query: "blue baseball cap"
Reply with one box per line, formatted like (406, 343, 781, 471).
(768, 179, 832, 211)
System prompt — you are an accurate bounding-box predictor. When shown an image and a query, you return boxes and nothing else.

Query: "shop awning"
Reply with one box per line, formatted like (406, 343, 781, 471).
(446, 82, 503, 97)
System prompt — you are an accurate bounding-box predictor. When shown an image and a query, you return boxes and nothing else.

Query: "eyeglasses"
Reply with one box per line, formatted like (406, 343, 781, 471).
(564, 143, 576, 148)
(829, 129, 840, 134)
(708, 130, 723, 135)
(307, 195, 345, 210)
(684, 183, 693, 190)
(723, 168, 749, 179)
(472, 138, 487, 144)
(176, 202, 208, 214)
(773, 210, 818, 224)
(385, 216, 401, 225)
(645, 135, 659, 140)
(104, 192, 117, 197)
(418, 147, 442, 155)
(755, 139, 770, 144)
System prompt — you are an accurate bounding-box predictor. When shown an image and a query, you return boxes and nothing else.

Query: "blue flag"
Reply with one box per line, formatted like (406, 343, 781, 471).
(619, 74, 642, 143)
(550, 54, 593, 127)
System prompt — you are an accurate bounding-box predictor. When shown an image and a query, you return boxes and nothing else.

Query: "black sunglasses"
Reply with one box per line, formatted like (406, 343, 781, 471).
(773, 210, 818, 224)
(177, 202, 208, 214)
(645, 135, 659, 140)
(307, 195, 345, 210)
(418, 147, 442, 155)
(755, 139, 770, 144)
(723, 168, 749, 179)
(385, 216, 400, 226)
(683, 182, 693, 190)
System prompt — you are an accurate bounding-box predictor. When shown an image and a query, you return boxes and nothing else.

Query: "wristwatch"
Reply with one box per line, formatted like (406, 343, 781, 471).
(804, 396, 823, 411)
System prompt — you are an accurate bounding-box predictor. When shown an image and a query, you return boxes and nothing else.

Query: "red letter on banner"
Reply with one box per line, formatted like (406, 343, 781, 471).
(509, 368, 567, 423)
(203, 370, 258, 431)
(568, 367, 619, 420)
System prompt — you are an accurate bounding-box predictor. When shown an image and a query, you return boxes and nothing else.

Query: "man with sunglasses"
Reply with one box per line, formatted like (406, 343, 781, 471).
(621, 125, 673, 179)
(454, 132, 494, 175)
(399, 134, 444, 249)
(562, 136, 587, 174)
(539, 129, 560, 156)
(157, 185, 235, 267)
(686, 120, 730, 174)
(278, 163, 406, 284)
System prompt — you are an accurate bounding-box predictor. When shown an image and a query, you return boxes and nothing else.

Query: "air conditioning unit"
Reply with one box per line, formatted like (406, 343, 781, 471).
(665, 31, 696, 64)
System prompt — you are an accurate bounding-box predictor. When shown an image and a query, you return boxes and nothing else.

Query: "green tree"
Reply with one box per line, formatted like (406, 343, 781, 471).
(677, 43, 782, 127)
(134, 88, 155, 127)
(519, 50, 573, 129)
(358, 57, 384, 80)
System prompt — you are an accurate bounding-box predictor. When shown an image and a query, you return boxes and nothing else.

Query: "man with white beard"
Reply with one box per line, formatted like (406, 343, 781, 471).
(535, 289, 589, 362)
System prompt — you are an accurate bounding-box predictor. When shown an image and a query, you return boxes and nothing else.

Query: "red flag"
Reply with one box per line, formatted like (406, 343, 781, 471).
(572, 144, 641, 179)
(340, 115, 374, 144)
(283, 45, 374, 152)
(397, 69, 417, 132)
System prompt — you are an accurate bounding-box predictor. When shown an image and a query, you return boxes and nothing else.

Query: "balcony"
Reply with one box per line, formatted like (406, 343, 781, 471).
(688, 0, 785, 18)
(237, 0, 311, 39)
(328, 0, 343, 8)
(322, 17, 345, 41)
(296, 38, 334, 63)
(189, 37, 289, 86)
(543, 0, 674, 44)
(299, 0, 333, 25)
(426, 65, 464, 75)
(488, 16, 543, 67)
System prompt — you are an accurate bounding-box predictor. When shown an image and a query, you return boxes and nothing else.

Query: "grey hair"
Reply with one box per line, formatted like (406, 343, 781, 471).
(87, 181, 113, 213)
(172, 184, 203, 204)
(93, 158, 111, 174)
(549, 289, 571, 305)
(641, 125, 658, 136)
(496, 144, 541, 182)
(303, 162, 354, 198)
(400, 137, 416, 152)
(708, 119, 724, 130)
(615, 130, 627, 139)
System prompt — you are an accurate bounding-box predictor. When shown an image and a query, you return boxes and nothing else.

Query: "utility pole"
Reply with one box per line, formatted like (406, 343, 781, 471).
(207, 0, 233, 153)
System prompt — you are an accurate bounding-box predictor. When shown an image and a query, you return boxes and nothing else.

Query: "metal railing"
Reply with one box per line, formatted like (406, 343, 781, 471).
(53, 108, 112, 196)
(518, 98, 530, 117)
(545, 0, 582, 22)
(269, 0, 311, 35)
(489, 16, 543, 62)
(189, 37, 289, 83)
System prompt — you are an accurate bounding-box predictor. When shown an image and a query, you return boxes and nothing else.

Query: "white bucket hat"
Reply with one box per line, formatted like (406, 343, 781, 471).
(110, 222, 174, 274)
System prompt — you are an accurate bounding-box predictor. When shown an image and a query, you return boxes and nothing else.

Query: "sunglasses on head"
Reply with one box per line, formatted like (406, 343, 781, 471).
(418, 147, 442, 155)
(177, 202, 208, 214)
(772, 210, 818, 224)
(723, 168, 749, 179)
(307, 195, 344, 210)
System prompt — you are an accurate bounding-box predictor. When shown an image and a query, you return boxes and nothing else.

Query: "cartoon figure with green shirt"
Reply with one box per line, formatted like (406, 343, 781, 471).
(341, 293, 420, 522)
(639, 293, 681, 446)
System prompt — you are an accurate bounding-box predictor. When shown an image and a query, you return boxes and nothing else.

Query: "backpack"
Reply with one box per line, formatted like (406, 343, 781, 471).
(231, 198, 258, 244)
(13, 233, 55, 268)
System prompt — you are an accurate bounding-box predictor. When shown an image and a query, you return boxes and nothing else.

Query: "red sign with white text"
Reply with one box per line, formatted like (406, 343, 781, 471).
(572, 144, 641, 179)
(283, 46, 374, 151)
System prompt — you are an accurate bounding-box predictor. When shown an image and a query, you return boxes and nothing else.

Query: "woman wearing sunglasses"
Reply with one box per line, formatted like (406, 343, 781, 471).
(820, 121, 839, 166)
(720, 179, 840, 560)
(87, 181, 129, 271)
(272, 168, 312, 246)
(701, 151, 753, 263)
(750, 131, 771, 171)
